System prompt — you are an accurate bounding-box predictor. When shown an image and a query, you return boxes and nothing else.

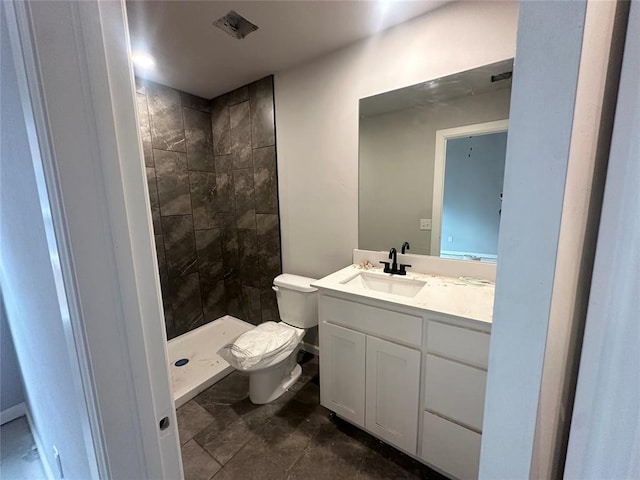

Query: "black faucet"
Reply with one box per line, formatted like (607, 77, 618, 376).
(389, 247, 398, 270)
(380, 247, 412, 275)
(401, 241, 410, 254)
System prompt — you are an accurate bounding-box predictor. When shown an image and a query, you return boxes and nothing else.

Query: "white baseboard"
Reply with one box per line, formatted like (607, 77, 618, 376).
(0, 401, 27, 425)
(301, 342, 320, 356)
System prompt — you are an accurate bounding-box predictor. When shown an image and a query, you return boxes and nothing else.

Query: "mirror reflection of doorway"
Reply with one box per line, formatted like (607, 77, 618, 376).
(432, 120, 508, 260)
(441, 131, 507, 261)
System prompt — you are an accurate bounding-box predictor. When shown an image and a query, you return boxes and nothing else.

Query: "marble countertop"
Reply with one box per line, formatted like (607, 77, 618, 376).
(312, 264, 495, 324)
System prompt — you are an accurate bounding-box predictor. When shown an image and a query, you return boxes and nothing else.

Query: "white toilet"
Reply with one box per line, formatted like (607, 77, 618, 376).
(220, 273, 318, 404)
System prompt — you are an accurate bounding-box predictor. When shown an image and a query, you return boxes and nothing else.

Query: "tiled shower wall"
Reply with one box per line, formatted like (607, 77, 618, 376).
(135, 76, 281, 340)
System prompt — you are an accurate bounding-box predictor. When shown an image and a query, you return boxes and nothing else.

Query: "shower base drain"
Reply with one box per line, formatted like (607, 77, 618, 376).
(174, 358, 189, 367)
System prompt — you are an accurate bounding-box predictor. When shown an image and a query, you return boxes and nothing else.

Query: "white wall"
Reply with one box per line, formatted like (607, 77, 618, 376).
(0, 5, 95, 477)
(275, 1, 519, 278)
(0, 294, 24, 414)
(359, 89, 510, 256)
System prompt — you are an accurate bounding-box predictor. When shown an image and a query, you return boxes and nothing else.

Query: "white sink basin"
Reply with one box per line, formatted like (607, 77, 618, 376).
(341, 272, 427, 298)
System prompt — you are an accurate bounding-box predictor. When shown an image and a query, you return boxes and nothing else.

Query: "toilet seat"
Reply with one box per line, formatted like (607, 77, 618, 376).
(220, 321, 305, 372)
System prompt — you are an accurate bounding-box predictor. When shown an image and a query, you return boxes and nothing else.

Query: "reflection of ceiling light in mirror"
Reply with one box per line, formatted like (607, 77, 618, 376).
(131, 52, 155, 70)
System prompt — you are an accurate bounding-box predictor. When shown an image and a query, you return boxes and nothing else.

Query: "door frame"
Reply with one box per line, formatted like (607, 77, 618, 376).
(4, 1, 183, 478)
(431, 119, 509, 256)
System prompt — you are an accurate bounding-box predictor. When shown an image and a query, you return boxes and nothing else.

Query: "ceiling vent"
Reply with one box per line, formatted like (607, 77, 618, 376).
(213, 11, 258, 39)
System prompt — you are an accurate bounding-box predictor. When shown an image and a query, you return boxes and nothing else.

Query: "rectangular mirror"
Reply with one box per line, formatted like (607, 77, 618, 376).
(359, 59, 513, 262)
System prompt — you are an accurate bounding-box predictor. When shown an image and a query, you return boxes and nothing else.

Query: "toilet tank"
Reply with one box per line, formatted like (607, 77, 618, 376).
(273, 274, 318, 328)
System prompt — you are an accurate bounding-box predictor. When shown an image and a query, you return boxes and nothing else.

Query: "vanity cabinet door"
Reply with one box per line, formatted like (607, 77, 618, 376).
(365, 336, 421, 454)
(319, 322, 366, 426)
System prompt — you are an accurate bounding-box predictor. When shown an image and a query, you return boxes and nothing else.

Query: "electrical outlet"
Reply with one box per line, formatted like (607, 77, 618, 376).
(447, 236, 453, 243)
(419, 219, 432, 230)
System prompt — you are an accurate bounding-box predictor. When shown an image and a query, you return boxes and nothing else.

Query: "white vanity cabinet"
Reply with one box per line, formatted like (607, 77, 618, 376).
(319, 295, 422, 454)
(421, 320, 490, 480)
(365, 335, 421, 453)
(317, 291, 491, 480)
(318, 322, 366, 425)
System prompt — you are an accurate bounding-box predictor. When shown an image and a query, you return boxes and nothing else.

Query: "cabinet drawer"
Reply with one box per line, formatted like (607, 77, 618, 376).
(421, 411, 481, 480)
(424, 354, 487, 431)
(321, 295, 422, 347)
(426, 321, 490, 369)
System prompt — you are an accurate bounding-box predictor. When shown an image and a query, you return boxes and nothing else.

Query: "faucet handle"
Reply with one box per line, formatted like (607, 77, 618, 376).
(398, 263, 412, 275)
(379, 261, 392, 273)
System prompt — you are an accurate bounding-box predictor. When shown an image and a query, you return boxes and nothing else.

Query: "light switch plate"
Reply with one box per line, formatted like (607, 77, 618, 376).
(420, 219, 432, 230)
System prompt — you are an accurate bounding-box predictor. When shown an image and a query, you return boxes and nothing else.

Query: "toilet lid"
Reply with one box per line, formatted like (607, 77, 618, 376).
(229, 322, 302, 364)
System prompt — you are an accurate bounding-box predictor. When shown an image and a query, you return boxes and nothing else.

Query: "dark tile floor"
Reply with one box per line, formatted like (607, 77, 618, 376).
(178, 352, 448, 480)
(0, 416, 47, 480)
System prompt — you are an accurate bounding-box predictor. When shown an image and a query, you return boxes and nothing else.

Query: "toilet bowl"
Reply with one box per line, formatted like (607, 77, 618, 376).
(219, 274, 318, 404)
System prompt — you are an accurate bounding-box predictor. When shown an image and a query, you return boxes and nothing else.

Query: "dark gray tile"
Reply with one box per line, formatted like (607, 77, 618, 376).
(201, 280, 226, 322)
(162, 215, 198, 277)
(136, 93, 153, 167)
(181, 439, 221, 480)
(241, 285, 261, 325)
(195, 418, 254, 466)
(288, 421, 368, 480)
(224, 278, 243, 319)
(147, 82, 186, 152)
(219, 214, 239, 271)
(235, 208, 256, 230)
(177, 400, 216, 446)
(211, 95, 230, 156)
(190, 172, 218, 230)
(155, 235, 167, 275)
(181, 357, 445, 480)
(164, 302, 176, 340)
(159, 270, 172, 305)
(278, 391, 330, 441)
(155, 150, 191, 216)
(195, 228, 223, 280)
(214, 155, 234, 213)
(196, 371, 250, 408)
(238, 229, 259, 288)
(256, 214, 281, 277)
(260, 276, 279, 323)
(159, 273, 175, 339)
(227, 86, 249, 106)
(212, 441, 286, 480)
(184, 107, 215, 172)
(170, 272, 205, 336)
(249, 410, 319, 472)
(356, 451, 428, 480)
(181, 92, 211, 113)
(233, 169, 256, 229)
(249, 76, 275, 148)
(230, 102, 252, 169)
(146, 167, 162, 233)
(195, 226, 226, 321)
(253, 146, 278, 214)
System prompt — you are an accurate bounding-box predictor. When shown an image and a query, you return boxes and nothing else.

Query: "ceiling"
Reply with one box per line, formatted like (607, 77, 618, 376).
(360, 58, 514, 118)
(126, 0, 448, 99)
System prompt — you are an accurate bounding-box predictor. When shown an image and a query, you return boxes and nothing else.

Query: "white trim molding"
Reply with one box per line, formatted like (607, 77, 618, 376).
(0, 402, 27, 426)
(431, 119, 509, 256)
